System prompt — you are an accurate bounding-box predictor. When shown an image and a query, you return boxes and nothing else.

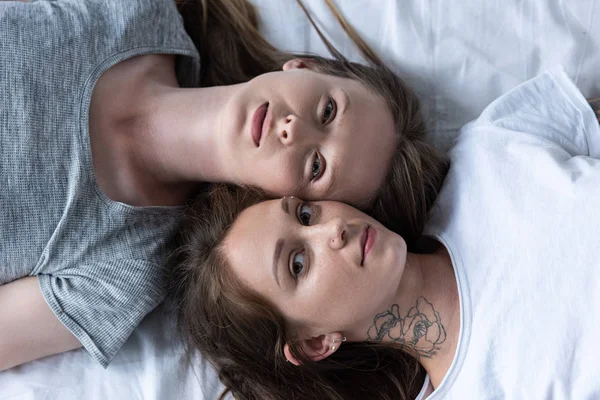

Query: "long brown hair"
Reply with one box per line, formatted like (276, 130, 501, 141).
(170, 184, 427, 400)
(175, 0, 449, 247)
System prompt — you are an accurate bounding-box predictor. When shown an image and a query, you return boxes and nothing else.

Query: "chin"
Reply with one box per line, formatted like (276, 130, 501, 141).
(385, 229, 405, 251)
(388, 235, 408, 273)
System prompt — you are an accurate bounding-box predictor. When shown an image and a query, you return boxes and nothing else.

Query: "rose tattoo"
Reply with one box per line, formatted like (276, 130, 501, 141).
(367, 297, 447, 359)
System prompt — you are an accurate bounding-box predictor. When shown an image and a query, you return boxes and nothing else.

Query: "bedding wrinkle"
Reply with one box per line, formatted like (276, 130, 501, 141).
(516, 0, 541, 84)
(580, 2, 600, 97)
(558, 1, 593, 88)
(550, 3, 581, 85)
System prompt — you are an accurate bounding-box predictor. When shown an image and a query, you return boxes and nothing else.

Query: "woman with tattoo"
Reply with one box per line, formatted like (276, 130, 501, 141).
(171, 64, 600, 400)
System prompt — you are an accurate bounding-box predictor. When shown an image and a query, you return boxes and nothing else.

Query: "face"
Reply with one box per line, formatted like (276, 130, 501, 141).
(220, 62, 396, 208)
(224, 198, 407, 338)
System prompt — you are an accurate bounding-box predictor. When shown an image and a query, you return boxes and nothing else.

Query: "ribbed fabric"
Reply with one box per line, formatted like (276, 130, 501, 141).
(0, 0, 200, 367)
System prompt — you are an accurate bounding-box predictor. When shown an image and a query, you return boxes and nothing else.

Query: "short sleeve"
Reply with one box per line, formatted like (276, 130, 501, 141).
(37, 259, 166, 367)
(472, 65, 600, 158)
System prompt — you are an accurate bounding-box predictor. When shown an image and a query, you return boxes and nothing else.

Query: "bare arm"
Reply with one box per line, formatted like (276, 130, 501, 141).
(0, 277, 81, 371)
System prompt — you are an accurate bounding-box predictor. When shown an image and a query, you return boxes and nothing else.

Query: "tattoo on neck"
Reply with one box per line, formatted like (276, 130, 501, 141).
(366, 297, 447, 359)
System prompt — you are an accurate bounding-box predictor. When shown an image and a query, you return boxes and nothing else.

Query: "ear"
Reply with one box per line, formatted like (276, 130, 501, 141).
(283, 333, 346, 366)
(282, 58, 311, 71)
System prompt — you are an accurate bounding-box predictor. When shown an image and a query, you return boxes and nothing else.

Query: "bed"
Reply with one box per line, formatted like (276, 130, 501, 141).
(2, 0, 598, 398)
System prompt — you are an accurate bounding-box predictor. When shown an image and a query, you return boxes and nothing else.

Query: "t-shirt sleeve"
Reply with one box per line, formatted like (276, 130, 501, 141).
(470, 65, 600, 158)
(37, 259, 166, 367)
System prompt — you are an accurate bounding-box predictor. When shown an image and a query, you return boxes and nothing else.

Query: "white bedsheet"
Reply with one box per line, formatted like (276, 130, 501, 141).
(2, 0, 599, 398)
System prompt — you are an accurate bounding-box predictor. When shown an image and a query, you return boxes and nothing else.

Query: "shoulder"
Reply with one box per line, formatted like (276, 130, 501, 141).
(459, 65, 600, 157)
(38, 257, 167, 367)
(0, 0, 191, 50)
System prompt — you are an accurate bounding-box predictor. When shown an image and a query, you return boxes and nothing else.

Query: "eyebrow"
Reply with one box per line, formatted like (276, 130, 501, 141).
(272, 238, 284, 288)
(272, 197, 293, 288)
(281, 196, 291, 214)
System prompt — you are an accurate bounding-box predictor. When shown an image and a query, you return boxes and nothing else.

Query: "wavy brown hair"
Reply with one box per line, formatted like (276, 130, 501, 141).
(176, 0, 449, 247)
(170, 184, 427, 400)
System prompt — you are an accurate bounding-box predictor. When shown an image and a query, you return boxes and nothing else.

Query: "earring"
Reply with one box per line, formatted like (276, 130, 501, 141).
(332, 336, 347, 344)
(330, 336, 347, 352)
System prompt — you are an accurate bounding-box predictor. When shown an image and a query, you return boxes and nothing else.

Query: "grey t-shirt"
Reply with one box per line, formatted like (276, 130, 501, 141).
(0, 0, 200, 367)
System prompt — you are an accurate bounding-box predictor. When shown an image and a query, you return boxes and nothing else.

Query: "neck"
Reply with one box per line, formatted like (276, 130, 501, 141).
(124, 78, 244, 187)
(363, 247, 459, 389)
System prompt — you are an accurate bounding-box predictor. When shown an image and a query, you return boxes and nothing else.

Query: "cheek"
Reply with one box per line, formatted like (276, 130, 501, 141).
(284, 269, 347, 328)
(284, 238, 404, 330)
(332, 139, 395, 206)
(334, 272, 387, 320)
(295, 263, 384, 330)
(248, 156, 302, 195)
(329, 251, 404, 328)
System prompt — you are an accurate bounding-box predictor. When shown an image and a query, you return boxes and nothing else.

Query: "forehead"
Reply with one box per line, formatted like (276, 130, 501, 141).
(229, 199, 282, 234)
(225, 200, 282, 290)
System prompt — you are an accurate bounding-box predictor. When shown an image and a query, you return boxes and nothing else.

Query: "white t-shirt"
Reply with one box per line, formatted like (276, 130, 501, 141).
(418, 66, 600, 399)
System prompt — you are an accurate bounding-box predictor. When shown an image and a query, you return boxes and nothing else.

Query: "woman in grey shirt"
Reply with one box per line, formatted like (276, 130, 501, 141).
(0, 0, 447, 369)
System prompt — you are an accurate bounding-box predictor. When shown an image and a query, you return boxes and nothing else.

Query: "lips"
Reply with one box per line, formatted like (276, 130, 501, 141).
(360, 226, 376, 266)
(360, 226, 368, 266)
(251, 103, 268, 147)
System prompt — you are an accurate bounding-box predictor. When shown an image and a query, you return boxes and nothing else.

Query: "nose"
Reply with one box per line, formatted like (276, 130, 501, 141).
(322, 217, 347, 250)
(278, 114, 302, 146)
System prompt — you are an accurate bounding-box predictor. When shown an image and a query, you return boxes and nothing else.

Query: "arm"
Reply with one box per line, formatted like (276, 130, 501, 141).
(0, 277, 81, 371)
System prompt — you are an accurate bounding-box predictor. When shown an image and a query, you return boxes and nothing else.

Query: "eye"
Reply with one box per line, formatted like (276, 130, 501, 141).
(311, 153, 323, 181)
(290, 251, 305, 278)
(321, 97, 337, 124)
(297, 202, 313, 226)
